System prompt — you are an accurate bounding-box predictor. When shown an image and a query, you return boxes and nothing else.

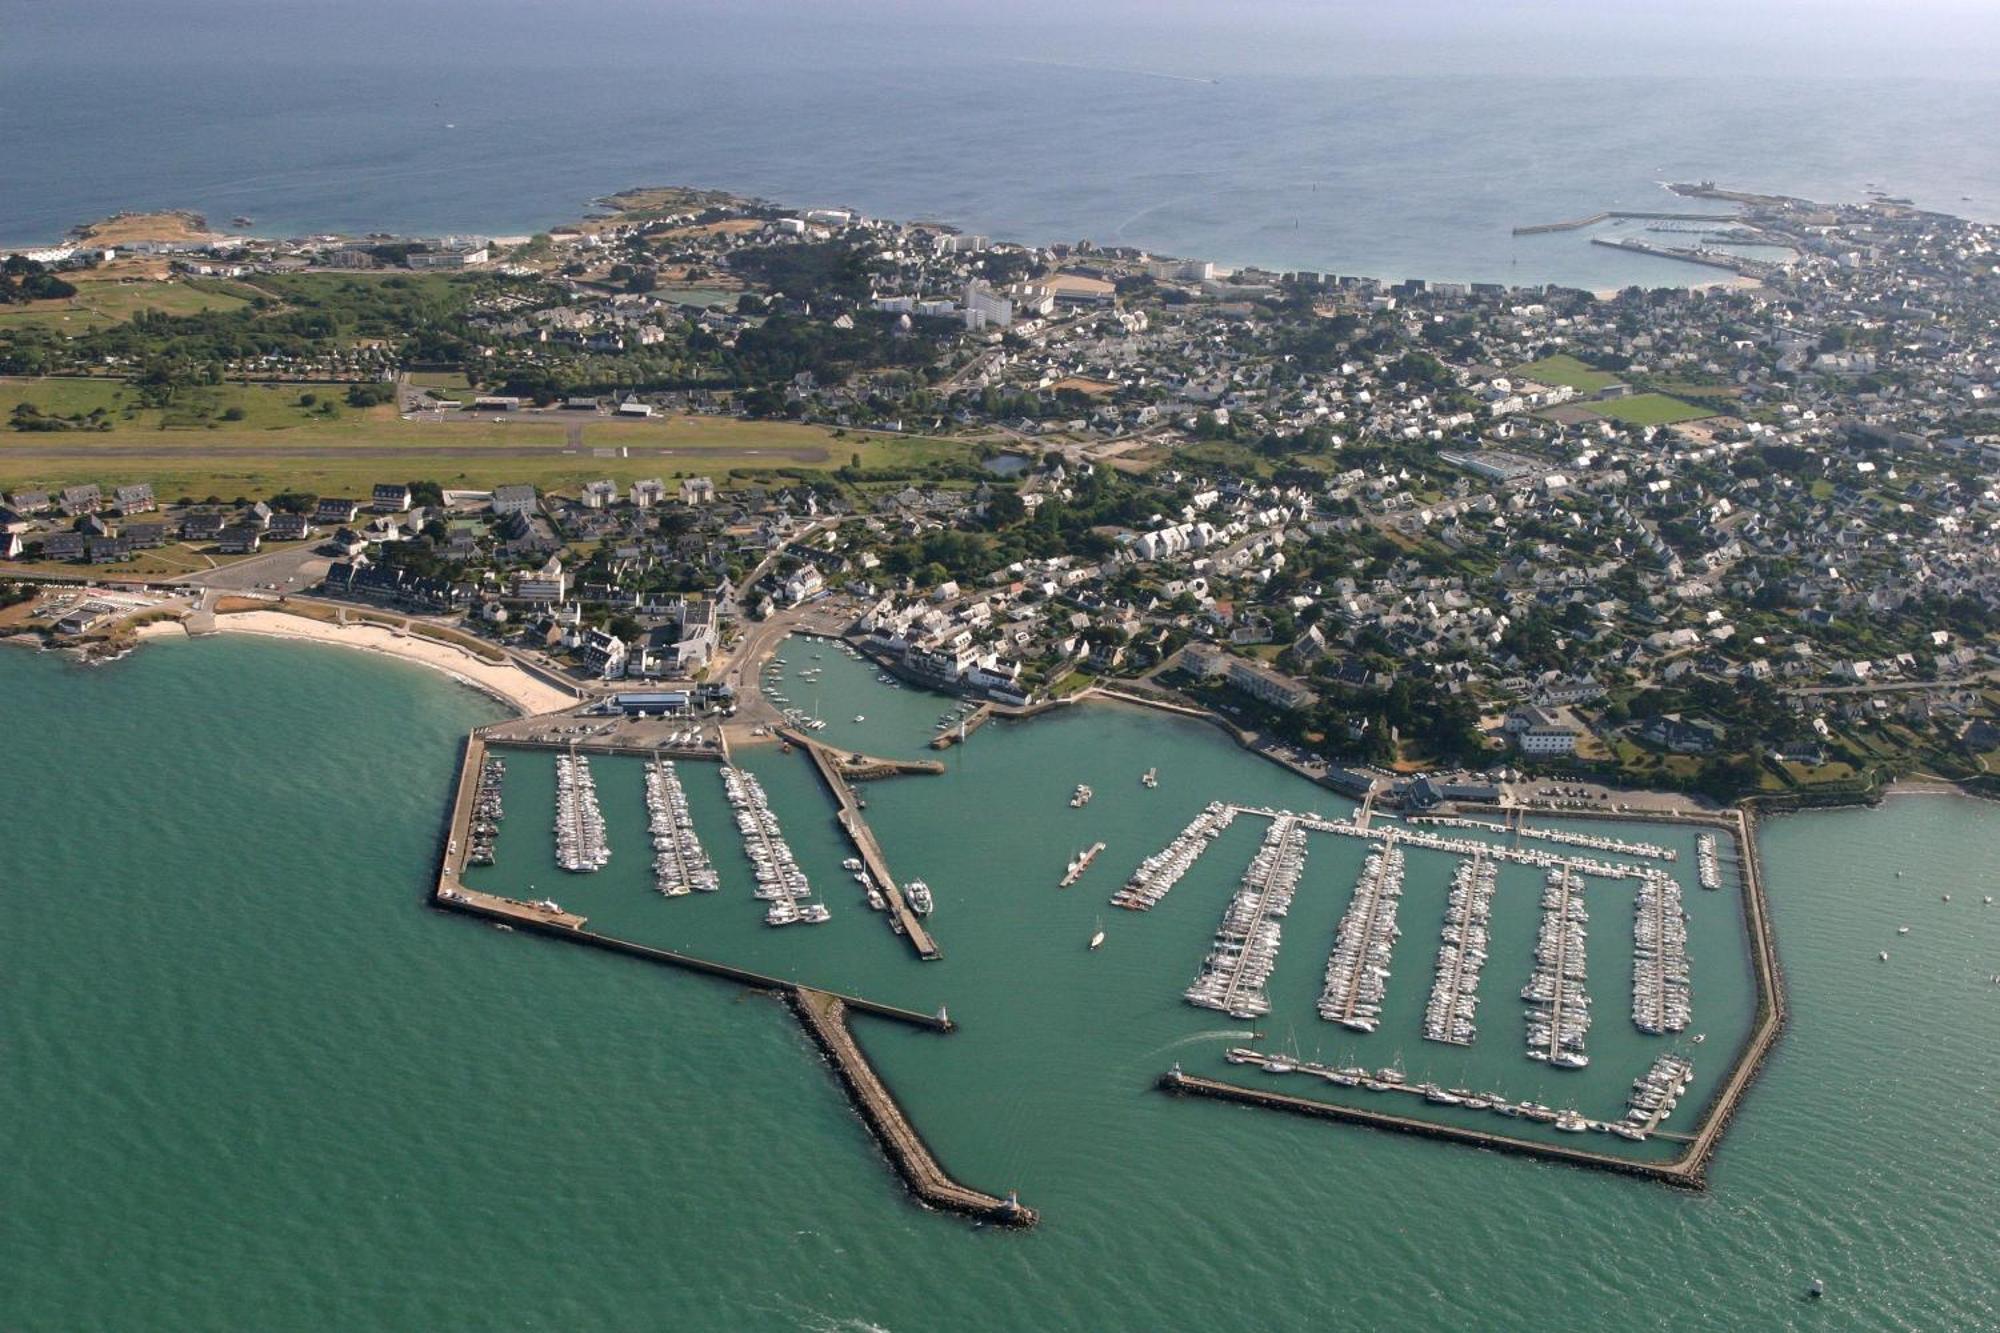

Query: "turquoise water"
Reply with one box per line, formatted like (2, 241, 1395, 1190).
(4, 636, 1998, 1329)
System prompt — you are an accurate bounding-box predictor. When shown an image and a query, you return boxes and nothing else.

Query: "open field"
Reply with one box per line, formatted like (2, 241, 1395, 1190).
(0, 377, 975, 494)
(1510, 353, 1623, 393)
(1596, 392, 1715, 427)
(0, 276, 257, 332)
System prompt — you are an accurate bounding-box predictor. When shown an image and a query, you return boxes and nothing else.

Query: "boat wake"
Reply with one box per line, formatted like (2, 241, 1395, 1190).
(1143, 1028, 1259, 1059)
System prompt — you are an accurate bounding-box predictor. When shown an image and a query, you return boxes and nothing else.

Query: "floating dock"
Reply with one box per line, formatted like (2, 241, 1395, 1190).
(1059, 841, 1106, 888)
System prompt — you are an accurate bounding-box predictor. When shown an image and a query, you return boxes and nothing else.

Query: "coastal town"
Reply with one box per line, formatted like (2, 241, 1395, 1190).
(4, 180, 1999, 807)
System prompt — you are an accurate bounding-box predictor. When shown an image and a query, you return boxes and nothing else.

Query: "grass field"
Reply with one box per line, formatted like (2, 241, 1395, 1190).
(0, 277, 257, 332)
(1596, 393, 1715, 427)
(0, 376, 974, 495)
(1510, 354, 1623, 394)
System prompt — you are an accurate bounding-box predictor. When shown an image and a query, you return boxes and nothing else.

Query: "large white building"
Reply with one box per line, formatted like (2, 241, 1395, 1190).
(962, 280, 1013, 331)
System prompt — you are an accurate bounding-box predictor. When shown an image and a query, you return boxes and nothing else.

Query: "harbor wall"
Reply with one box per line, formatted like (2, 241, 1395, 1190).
(789, 988, 1037, 1227)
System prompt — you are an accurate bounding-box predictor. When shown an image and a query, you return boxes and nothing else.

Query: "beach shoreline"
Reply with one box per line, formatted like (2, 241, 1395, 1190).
(134, 610, 575, 717)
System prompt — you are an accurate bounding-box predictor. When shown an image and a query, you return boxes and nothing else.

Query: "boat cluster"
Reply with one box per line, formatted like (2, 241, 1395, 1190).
(1317, 842, 1407, 1032)
(1186, 816, 1307, 1019)
(1069, 784, 1094, 808)
(1112, 802, 1236, 910)
(1524, 867, 1590, 1068)
(721, 766, 828, 926)
(466, 755, 506, 866)
(1222, 1048, 1590, 1132)
(553, 753, 610, 873)
(1424, 853, 1497, 1046)
(933, 700, 979, 736)
(1631, 871, 1692, 1035)
(1622, 1053, 1695, 1136)
(842, 857, 887, 912)
(644, 758, 718, 896)
(1695, 833, 1722, 890)
(1408, 816, 1670, 861)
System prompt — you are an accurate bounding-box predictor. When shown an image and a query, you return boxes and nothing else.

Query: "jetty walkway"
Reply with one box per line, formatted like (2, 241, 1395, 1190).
(783, 730, 942, 959)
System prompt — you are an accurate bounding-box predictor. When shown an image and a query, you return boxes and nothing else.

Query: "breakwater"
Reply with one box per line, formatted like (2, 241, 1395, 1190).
(1512, 209, 1738, 235)
(790, 988, 1037, 1227)
(1160, 1068, 1702, 1187)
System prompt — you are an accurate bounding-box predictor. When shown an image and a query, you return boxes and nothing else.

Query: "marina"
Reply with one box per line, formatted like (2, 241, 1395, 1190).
(644, 758, 719, 896)
(553, 752, 611, 873)
(1316, 838, 1406, 1033)
(436, 639, 1785, 1203)
(1185, 814, 1307, 1019)
(464, 753, 506, 867)
(1632, 871, 1692, 1035)
(1524, 867, 1592, 1068)
(1422, 851, 1497, 1046)
(1110, 801, 1237, 910)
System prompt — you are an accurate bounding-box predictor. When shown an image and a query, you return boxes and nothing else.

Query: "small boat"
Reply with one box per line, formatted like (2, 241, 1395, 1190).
(1141, 767, 1158, 788)
(1897, 926, 1910, 935)
(853, 714, 866, 723)
(1089, 919, 1106, 951)
(1879, 951, 1889, 961)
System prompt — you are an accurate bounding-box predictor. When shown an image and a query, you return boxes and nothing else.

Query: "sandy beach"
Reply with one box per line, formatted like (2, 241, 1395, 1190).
(135, 611, 577, 716)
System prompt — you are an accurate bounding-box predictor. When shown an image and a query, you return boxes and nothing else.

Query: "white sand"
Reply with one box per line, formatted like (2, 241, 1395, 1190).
(136, 611, 576, 716)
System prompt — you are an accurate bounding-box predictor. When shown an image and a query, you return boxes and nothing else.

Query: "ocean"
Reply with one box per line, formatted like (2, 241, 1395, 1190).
(3, 636, 1996, 1329)
(7, 2, 2000, 287)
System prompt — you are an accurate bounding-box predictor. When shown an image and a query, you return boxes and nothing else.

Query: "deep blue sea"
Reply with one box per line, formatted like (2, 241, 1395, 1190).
(6, 1, 2000, 287)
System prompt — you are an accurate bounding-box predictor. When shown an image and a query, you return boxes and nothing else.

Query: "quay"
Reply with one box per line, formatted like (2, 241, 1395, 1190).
(790, 988, 1036, 1227)
(1160, 1069, 1702, 1188)
(930, 702, 995, 749)
(785, 730, 942, 959)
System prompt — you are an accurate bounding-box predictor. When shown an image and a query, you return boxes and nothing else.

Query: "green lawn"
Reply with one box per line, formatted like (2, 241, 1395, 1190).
(0, 376, 976, 495)
(1597, 393, 1714, 427)
(1511, 354, 1622, 394)
(0, 278, 255, 332)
